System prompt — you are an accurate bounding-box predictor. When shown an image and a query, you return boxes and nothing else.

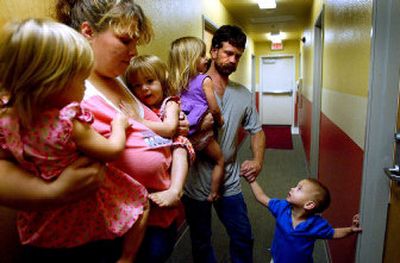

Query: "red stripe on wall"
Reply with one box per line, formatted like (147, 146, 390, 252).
(318, 112, 363, 263)
(298, 94, 363, 262)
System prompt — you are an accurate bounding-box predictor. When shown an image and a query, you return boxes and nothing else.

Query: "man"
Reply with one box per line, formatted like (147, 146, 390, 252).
(182, 25, 266, 263)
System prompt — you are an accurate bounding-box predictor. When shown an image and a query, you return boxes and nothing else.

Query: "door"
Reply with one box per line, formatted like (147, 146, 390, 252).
(260, 56, 295, 125)
(356, 1, 400, 262)
(383, 92, 400, 262)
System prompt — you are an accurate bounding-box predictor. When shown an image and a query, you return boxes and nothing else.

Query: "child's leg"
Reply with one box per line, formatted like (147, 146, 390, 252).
(203, 138, 224, 202)
(148, 147, 188, 207)
(117, 200, 150, 263)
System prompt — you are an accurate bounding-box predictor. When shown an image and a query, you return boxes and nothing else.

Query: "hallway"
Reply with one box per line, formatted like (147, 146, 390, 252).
(167, 134, 328, 262)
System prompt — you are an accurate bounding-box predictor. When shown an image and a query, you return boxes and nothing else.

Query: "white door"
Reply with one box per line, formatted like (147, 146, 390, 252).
(260, 56, 295, 125)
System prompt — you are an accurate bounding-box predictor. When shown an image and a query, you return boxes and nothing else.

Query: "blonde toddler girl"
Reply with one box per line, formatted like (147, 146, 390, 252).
(169, 37, 225, 202)
(0, 19, 147, 263)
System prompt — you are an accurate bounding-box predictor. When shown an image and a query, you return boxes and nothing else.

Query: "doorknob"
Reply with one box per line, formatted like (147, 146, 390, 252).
(384, 165, 400, 182)
(384, 132, 400, 182)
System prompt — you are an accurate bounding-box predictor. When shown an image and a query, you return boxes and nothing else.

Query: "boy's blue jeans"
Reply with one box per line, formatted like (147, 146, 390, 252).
(182, 193, 254, 263)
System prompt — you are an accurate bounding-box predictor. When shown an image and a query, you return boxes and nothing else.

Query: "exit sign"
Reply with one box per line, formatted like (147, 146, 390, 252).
(271, 42, 283, 50)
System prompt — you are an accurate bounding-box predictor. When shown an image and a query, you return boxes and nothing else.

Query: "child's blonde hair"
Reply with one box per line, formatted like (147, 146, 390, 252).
(168, 36, 206, 93)
(125, 55, 174, 97)
(0, 18, 94, 127)
(56, 0, 153, 46)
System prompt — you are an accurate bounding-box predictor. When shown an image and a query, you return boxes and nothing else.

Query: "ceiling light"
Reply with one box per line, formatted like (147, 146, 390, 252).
(257, 0, 277, 9)
(267, 32, 282, 43)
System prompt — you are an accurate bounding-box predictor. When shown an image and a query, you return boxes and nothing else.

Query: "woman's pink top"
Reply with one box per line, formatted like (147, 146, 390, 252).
(0, 103, 147, 248)
(82, 83, 180, 228)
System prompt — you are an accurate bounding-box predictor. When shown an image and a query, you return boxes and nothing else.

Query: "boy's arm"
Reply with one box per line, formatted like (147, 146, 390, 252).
(333, 214, 362, 239)
(202, 77, 224, 126)
(72, 113, 128, 161)
(141, 101, 179, 138)
(249, 180, 270, 207)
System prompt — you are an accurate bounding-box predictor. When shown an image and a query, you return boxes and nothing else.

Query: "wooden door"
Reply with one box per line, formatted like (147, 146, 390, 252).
(383, 87, 400, 263)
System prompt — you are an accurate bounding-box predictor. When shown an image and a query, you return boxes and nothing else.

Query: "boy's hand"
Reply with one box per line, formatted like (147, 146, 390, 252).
(351, 213, 362, 233)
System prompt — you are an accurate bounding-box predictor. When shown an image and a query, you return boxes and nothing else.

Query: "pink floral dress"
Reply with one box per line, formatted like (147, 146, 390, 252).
(0, 102, 147, 248)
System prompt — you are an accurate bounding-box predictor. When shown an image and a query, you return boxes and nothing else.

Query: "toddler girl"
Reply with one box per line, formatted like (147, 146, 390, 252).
(169, 37, 225, 202)
(0, 19, 147, 263)
(123, 55, 195, 207)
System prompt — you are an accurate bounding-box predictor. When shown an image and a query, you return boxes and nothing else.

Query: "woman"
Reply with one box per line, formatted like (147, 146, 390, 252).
(54, 0, 189, 262)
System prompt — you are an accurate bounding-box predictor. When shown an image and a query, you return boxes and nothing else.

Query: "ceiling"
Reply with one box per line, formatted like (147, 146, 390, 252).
(219, 0, 313, 43)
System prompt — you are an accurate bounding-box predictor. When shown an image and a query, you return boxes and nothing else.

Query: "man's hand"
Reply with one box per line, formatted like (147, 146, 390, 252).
(199, 112, 214, 131)
(177, 112, 189, 136)
(240, 160, 262, 183)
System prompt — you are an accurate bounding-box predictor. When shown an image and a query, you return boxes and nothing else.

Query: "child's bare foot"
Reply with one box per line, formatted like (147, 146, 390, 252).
(149, 189, 181, 207)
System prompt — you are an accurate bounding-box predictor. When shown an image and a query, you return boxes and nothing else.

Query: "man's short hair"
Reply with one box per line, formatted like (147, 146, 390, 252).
(211, 25, 246, 50)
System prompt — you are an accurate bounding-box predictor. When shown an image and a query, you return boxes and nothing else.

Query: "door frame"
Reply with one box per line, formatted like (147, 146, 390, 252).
(259, 54, 296, 127)
(309, 9, 324, 178)
(356, 0, 400, 262)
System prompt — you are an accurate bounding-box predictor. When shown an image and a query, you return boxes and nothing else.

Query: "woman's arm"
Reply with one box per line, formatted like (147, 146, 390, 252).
(202, 77, 224, 127)
(72, 112, 129, 161)
(0, 157, 104, 210)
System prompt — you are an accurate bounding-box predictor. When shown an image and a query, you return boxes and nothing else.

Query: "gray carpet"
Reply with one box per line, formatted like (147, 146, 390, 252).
(167, 134, 329, 263)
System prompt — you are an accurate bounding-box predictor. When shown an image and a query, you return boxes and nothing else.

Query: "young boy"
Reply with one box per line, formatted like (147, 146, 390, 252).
(248, 178, 361, 263)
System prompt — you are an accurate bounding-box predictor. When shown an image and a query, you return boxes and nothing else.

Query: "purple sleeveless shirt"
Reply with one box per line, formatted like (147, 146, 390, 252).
(180, 74, 210, 135)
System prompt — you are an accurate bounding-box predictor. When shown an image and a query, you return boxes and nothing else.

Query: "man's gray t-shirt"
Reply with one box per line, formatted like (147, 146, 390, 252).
(184, 81, 262, 201)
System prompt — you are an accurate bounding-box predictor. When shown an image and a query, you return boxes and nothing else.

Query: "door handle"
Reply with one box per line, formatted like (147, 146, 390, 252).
(384, 165, 400, 182)
(384, 133, 400, 182)
(262, 90, 293, 95)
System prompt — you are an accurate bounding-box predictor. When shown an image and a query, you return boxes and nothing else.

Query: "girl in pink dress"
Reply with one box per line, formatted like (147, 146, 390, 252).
(122, 55, 195, 207)
(0, 19, 147, 263)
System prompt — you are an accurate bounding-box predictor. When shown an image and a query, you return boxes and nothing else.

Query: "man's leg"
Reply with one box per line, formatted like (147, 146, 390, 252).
(182, 195, 217, 263)
(214, 193, 254, 263)
(135, 224, 177, 263)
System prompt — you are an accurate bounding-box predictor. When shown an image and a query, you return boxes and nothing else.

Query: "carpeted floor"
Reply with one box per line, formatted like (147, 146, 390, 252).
(167, 134, 329, 263)
(263, 125, 293, 150)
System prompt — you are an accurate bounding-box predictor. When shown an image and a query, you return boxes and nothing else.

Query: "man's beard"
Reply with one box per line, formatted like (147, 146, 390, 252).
(214, 61, 237, 77)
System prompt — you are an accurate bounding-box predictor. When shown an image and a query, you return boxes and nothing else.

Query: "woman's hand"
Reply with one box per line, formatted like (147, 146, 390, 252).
(0, 157, 105, 210)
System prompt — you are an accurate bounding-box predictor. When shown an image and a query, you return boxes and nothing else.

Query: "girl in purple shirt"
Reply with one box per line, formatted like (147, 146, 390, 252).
(169, 37, 225, 202)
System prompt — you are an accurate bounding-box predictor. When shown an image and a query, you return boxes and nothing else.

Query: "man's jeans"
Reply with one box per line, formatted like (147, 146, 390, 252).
(183, 193, 254, 263)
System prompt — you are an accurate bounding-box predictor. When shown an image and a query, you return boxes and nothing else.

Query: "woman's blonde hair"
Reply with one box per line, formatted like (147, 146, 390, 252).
(0, 18, 94, 127)
(168, 36, 206, 93)
(124, 55, 174, 97)
(56, 0, 153, 45)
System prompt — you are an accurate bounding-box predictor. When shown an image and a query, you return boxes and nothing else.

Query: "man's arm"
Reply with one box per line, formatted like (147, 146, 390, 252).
(240, 130, 265, 182)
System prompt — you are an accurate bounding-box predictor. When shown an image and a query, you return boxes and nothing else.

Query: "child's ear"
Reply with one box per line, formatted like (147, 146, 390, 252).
(80, 21, 94, 40)
(304, 200, 316, 211)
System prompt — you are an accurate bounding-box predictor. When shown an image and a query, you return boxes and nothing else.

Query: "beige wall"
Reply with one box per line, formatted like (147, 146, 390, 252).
(137, 0, 254, 89)
(301, 0, 372, 148)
